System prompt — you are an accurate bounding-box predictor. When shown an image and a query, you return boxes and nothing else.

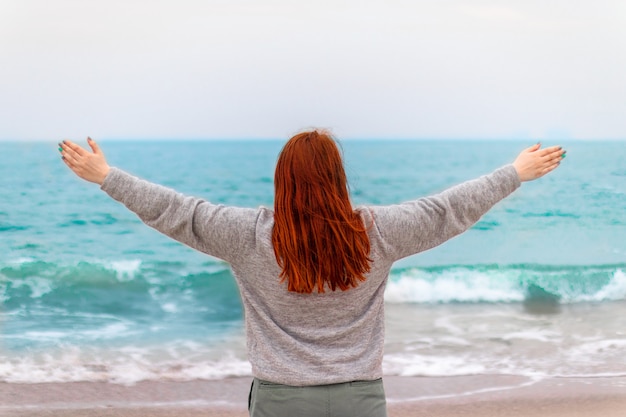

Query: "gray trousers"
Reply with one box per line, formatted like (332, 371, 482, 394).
(248, 377, 388, 417)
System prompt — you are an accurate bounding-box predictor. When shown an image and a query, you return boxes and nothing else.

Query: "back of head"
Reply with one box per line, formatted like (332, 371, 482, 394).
(272, 130, 371, 293)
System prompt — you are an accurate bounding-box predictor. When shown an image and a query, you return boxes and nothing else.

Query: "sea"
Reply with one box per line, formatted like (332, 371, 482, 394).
(1, 139, 625, 385)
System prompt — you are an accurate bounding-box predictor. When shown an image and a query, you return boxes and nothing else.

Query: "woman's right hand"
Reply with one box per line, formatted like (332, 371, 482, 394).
(513, 143, 566, 182)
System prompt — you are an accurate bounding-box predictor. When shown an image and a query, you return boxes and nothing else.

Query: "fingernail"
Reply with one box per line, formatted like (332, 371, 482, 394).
(562, 153, 566, 159)
(58, 147, 63, 152)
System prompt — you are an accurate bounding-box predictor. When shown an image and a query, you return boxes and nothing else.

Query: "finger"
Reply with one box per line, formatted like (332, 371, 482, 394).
(63, 140, 89, 156)
(87, 137, 102, 155)
(61, 140, 89, 162)
(541, 162, 560, 175)
(61, 155, 72, 167)
(61, 143, 82, 163)
(61, 154, 78, 170)
(545, 149, 566, 165)
(538, 146, 562, 157)
(551, 149, 566, 161)
(61, 150, 79, 166)
(545, 154, 563, 169)
(539, 159, 560, 172)
(528, 143, 541, 152)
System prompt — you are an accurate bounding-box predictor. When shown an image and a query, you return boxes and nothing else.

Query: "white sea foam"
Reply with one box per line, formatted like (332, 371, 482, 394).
(1, 333, 624, 384)
(80, 323, 132, 340)
(8, 276, 54, 299)
(384, 266, 626, 304)
(566, 339, 626, 357)
(433, 316, 465, 335)
(0, 345, 251, 385)
(588, 269, 626, 301)
(438, 336, 471, 346)
(385, 268, 524, 304)
(501, 329, 561, 343)
(5, 257, 36, 265)
(386, 376, 542, 403)
(7, 322, 133, 343)
(383, 351, 569, 380)
(19, 331, 69, 341)
(105, 259, 143, 281)
(383, 353, 486, 376)
(161, 303, 178, 313)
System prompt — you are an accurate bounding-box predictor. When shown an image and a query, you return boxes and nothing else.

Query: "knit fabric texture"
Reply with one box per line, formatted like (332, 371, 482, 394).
(101, 165, 520, 386)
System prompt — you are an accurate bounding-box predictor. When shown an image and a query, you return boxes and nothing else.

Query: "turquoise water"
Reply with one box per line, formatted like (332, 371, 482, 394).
(1, 139, 625, 383)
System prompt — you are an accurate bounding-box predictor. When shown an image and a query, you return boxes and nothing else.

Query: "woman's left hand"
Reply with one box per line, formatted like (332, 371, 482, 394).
(59, 137, 110, 185)
(513, 143, 565, 182)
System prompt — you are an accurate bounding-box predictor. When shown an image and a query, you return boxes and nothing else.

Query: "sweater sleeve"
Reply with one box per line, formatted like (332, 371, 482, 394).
(370, 164, 521, 261)
(100, 167, 258, 263)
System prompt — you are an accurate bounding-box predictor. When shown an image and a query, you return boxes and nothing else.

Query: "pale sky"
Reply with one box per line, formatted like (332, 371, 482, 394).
(1, 0, 625, 140)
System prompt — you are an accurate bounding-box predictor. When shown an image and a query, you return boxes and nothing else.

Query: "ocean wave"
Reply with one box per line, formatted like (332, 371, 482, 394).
(4, 322, 135, 343)
(0, 344, 251, 385)
(383, 353, 487, 377)
(385, 264, 626, 304)
(2, 261, 625, 384)
(0, 259, 240, 320)
(0, 223, 30, 232)
(3, 260, 625, 309)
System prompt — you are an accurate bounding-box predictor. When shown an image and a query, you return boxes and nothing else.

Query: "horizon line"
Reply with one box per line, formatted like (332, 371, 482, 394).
(1, 136, 625, 142)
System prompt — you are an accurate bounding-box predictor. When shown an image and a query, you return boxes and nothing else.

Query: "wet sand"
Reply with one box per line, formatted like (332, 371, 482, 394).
(1, 375, 625, 417)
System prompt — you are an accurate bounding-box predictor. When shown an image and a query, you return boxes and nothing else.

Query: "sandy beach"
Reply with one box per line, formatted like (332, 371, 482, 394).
(1, 375, 625, 417)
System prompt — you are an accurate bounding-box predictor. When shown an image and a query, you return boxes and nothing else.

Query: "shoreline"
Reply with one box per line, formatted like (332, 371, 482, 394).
(1, 375, 626, 417)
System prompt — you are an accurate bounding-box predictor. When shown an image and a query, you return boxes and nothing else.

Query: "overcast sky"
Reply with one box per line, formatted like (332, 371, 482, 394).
(1, 0, 625, 141)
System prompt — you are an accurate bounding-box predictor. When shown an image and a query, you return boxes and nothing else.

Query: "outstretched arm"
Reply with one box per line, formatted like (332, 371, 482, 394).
(58, 138, 257, 263)
(59, 137, 110, 184)
(371, 143, 566, 260)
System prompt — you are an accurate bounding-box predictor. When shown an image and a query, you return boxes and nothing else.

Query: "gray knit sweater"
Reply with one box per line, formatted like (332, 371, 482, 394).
(101, 164, 520, 386)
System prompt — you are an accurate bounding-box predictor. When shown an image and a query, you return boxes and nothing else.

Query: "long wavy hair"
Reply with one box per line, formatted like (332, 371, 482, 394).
(272, 130, 371, 293)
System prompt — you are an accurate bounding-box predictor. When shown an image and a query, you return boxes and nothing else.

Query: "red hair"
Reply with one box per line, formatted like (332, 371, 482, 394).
(272, 130, 371, 293)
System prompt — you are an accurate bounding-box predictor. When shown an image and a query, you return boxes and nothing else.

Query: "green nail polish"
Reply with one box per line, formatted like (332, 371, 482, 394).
(561, 153, 566, 158)
(58, 147, 63, 152)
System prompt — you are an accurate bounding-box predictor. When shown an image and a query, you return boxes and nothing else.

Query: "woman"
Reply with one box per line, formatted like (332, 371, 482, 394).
(59, 131, 565, 417)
